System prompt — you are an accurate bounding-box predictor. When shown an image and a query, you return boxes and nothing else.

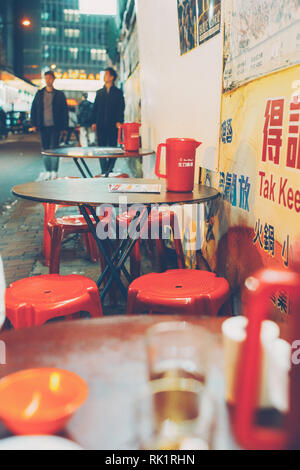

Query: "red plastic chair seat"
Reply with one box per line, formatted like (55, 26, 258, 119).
(47, 213, 110, 274)
(117, 209, 185, 278)
(5, 274, 102, 329)
(49, 214, 96, 231)
(127, 269, 230, 316)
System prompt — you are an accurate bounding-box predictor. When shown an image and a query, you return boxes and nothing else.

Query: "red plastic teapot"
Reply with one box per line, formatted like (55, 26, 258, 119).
(118, 122, 141, 152)
(155, 138, 202, 192)
(234, 263, 300, 450)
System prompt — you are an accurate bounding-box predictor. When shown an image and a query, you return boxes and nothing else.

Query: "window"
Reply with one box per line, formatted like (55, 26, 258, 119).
(41, 27, 57, 36)
(90, 48, 106, 61)
(69, 48, 79, 60)
(64, 29, 80, 38)
(43, 45, 49, 59)
(64, 9, 80, 22)
(41, 12, 49, 21)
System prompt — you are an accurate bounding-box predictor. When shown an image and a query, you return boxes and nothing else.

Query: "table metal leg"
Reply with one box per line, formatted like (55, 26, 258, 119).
(79, 205, 129, 301)
(81, 159, 94, 178)
(96, 207, 150, 300)
(73, 158, 88, 178)
(86, 205, 131, 284)
(104, 158, 116, 177)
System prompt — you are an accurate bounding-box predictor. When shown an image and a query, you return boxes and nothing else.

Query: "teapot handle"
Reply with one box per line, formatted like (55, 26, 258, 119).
(155, 143, 167, 179)
(234, 268, 300, 450)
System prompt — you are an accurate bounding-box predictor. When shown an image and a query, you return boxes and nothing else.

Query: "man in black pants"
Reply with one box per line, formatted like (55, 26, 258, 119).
(31, 70, 68, 177)
(91, 67, 125, 174)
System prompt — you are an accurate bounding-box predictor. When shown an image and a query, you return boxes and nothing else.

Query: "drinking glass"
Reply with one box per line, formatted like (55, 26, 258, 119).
(145, 321, 213, 385)
(135, 377, 216, 450)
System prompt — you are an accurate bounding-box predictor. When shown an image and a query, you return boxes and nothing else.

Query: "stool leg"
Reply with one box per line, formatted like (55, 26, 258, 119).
(49, 225, 64, 274)
(130, 240, 141, 279)
(43, 203, 56, 264)
(155, 239, 167, 272)
(12, 303, 35, 329)
(170, 213, 185, 269)
(126, 288, 139, 315)
(85, 233, 99, 263)
(86, 285, 103, 317)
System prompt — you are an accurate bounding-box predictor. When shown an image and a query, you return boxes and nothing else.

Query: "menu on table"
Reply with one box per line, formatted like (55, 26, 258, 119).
(108, 183, 161, 193)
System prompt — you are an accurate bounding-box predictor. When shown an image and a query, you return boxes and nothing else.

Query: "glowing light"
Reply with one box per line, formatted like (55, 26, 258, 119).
(49, 372, 60, 392)
(21, 18, 31, 27)
(79, 0, 116, 16)
(23, 393, 41, 418)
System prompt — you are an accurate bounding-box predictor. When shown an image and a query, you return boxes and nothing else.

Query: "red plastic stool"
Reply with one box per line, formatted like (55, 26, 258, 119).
(5, 274, 103, 329)
(47, 212, 110, 274)
(126, 269, 230, 316)
(42, 177, 81, 263)
(117, 209, 185, 278)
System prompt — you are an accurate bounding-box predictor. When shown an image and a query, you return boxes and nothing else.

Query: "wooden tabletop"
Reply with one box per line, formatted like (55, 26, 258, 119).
(42, 147, 154, 159)
(12, 178, 220, 207)
(0, 315, 238, 450)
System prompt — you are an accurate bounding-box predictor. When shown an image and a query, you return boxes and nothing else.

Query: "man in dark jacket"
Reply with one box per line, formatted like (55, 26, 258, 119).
(91, 67, 125, 174)
(31, 70, 68, 175)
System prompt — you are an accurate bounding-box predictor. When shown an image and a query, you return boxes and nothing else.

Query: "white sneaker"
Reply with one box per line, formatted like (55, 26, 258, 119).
(36, 172, 47, 181)
(51, 171, 58, 180)
(36, 171, 51, 181)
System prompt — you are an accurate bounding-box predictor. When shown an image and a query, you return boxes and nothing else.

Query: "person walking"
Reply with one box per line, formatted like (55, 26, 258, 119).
(77, 93, 94, 147)
(65, 106, 79, 145)
(91, 67, 125, 174)
(30, 70, 68, 178)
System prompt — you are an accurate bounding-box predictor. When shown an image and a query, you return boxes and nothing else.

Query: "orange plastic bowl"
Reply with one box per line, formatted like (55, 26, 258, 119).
(0, 368, 88, 435)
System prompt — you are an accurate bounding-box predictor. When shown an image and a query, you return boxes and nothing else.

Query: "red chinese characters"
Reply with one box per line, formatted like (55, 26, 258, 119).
(262, 98, 284, 165)
(286, 96, 300, 170)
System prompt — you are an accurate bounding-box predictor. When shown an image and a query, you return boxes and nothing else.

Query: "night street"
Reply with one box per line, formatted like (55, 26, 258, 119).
(0, 134, 43, 208)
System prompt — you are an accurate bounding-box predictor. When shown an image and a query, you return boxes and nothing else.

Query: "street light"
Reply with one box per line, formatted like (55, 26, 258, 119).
(0, 18, 32, 28)
(20, 18, 31, 28)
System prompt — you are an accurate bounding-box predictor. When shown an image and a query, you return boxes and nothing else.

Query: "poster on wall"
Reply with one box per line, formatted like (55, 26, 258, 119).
(197, 0, 221, 45)
(223, 0, 300, 92)
(201, 66, 300, 318)
(177, 0, 197, 55)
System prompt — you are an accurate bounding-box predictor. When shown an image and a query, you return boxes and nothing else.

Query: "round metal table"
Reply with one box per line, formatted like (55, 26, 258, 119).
(12, 178, 219, 207)
(42, 147, 154, 178)
(12, 179, 220, 301)
(0, 315, 237, 450)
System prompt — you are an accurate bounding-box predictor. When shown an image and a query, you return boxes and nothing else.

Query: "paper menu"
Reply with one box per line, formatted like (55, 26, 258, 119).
(108, 183, 161, 193)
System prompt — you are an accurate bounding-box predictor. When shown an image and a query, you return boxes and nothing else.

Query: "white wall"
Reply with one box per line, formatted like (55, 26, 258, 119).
(136, 0, 223, 177)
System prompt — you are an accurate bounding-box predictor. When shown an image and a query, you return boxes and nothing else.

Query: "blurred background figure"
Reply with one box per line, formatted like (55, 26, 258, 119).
(65, 106, 79, 145)
(77, 93, 94, 147)
(0, 107, 7, 140)
(91, 67, 125, 173)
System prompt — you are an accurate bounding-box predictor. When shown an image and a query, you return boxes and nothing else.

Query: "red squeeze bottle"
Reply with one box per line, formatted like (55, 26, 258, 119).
(233, 241, 300, 450)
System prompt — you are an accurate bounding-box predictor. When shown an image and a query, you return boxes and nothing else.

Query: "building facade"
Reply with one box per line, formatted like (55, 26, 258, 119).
(0, 0, 38, 112)
(40, 0, 114, 80)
